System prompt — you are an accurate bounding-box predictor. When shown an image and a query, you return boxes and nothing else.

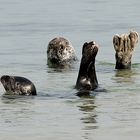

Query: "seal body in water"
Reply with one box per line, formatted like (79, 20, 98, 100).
(1, 75, 37, 96)
(47, 37, 77, 67)
(113, 31, 139, 69)
(76, 41, 98, 91)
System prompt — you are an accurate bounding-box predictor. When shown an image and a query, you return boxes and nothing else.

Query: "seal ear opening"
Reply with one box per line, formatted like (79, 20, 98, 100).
(113, 35, 121, 51)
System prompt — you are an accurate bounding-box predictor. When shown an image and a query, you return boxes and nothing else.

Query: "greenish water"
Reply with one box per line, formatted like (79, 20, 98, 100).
(0, 0, 140, 139)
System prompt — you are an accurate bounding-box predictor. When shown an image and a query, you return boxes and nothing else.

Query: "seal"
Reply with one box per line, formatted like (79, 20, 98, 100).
(75, 41, 98, 91)
(1, 75, 37, 96)
(47, 37, 77, 67)
(113, 31, 139, 69)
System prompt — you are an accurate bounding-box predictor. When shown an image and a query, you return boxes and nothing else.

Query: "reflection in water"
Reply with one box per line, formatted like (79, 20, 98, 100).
(76, 90, 97, 97)
(113, 69, 136, 83)
(76, 91, 91, 97)
(77, 95, 98, 139)
(77, 96, 98, 139)
(115, 69, 135, 78)
(47, 62, 77, 73)
(1, 94, 35, 104)
(0, 96, 35, 128)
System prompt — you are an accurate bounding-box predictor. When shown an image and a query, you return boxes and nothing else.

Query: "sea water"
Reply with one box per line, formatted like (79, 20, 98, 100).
(0, 0, 140, 139)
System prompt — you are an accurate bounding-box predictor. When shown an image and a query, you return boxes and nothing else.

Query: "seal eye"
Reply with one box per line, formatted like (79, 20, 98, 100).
(16, 82, 19, 86)
(15, 82, 21, 91)
(15, 82, 20, 87)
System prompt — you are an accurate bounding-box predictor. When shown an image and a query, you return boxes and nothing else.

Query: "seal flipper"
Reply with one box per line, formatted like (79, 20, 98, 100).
(87, 61, 98, 90)
(75, 41, 99, 91)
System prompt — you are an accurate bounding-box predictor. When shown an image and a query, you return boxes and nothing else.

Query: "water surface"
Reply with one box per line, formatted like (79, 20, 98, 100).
(0, 0, 140, 139)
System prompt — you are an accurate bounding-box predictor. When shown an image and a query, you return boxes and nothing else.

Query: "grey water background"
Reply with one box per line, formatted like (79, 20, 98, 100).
(0, 0, 140, 139)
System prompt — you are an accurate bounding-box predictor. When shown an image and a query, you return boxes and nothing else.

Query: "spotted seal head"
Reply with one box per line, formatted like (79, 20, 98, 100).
(76, 41, 98, 91)
(113, 31, 139, 69)
(47, 37, 77, 67)
(1, 75, 37, 96)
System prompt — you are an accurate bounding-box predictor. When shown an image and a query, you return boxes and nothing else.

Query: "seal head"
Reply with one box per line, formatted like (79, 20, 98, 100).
(47, 37, 77, 67)
(1, 75, 37, 96)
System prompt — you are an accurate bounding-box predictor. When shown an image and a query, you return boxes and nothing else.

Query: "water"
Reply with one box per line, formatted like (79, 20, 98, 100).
(0, 0, 140, 139)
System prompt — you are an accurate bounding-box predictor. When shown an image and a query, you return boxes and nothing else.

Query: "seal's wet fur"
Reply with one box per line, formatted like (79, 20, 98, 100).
(113, 31, 139, 69)
(76, 41, 98, 91)
(47, 37, 76, 67)
(1, 75, 37, 96)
